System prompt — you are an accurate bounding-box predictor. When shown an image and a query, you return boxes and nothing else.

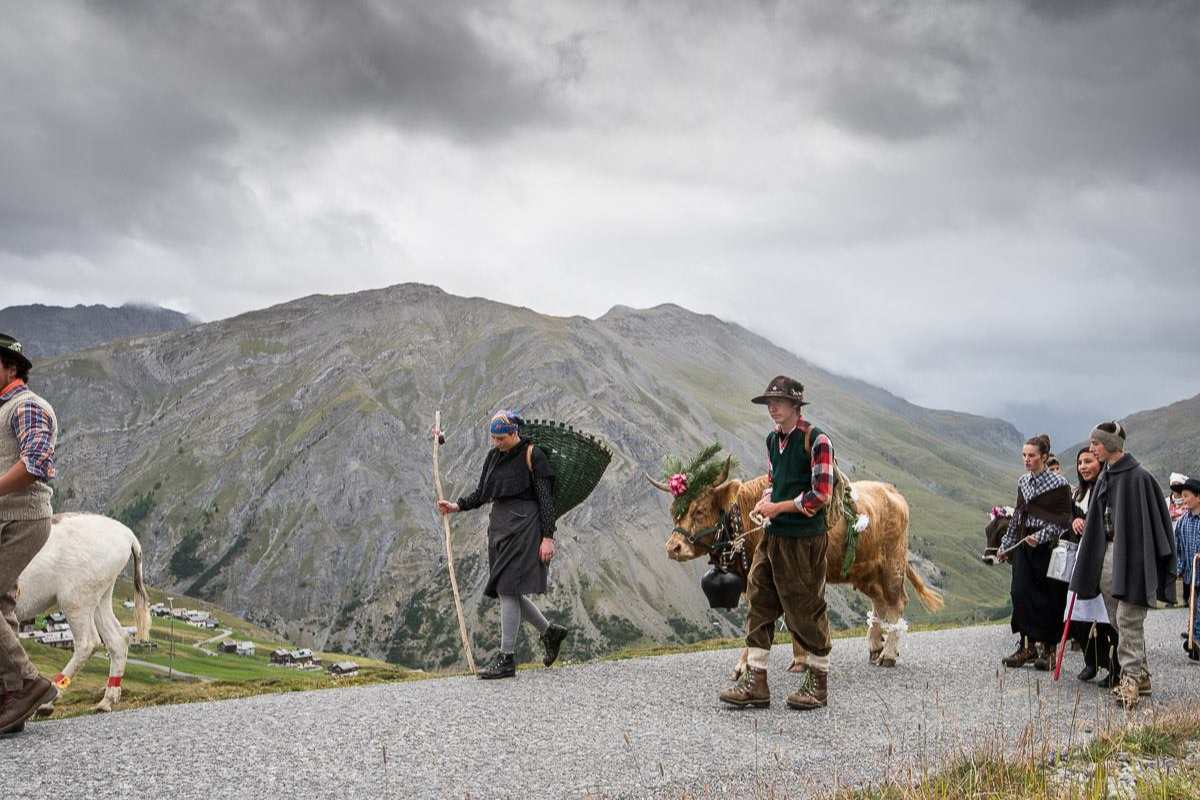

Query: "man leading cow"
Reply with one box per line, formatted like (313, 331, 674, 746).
(719, 375, 834, 711)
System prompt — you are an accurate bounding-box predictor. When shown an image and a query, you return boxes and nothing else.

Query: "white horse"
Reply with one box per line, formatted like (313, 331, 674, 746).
(15, 513, 151, 713)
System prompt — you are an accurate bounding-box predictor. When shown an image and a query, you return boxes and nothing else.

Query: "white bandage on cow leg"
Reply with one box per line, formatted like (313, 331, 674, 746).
(747, 647, 770, 671)
(807, 654, 830, 672)
(880, 617, 909, 660)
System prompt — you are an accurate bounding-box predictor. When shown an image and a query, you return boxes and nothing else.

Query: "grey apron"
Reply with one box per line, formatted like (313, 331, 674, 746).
(484, 497, 547, 598)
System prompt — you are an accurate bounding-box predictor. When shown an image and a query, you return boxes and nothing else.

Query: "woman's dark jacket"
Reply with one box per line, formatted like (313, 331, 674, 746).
(457, 438, 556, 599)
(1069, 454, 1177, 608)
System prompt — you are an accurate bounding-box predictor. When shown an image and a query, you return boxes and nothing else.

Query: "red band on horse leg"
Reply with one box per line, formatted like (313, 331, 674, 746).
(107, 676, 122, 688)
(52, 673, 70, 689)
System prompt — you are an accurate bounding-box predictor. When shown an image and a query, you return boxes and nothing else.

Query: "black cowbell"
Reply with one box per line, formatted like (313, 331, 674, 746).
(700, 566, 745, 609)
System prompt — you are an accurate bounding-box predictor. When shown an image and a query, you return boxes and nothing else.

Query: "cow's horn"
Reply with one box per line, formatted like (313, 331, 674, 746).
(645, 473, 672, 493)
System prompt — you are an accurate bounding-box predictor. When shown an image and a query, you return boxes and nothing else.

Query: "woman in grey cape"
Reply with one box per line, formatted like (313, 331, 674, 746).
(437, 411, 569, 679)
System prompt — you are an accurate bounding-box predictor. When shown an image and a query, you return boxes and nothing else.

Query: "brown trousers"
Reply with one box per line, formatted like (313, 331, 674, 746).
(0, 518, 50, 690)
(745, 532, 832, 658)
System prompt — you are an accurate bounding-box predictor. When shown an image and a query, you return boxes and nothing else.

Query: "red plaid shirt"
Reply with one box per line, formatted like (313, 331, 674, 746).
(768, 418, 834, 512)
(1, 380, 56, 481)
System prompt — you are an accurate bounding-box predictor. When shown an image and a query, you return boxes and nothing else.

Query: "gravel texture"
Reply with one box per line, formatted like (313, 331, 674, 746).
(4, 609, 1197, 800)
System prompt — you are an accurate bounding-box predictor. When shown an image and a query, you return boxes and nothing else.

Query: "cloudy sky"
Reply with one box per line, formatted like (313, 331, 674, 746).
(3, 1, 1199, 444)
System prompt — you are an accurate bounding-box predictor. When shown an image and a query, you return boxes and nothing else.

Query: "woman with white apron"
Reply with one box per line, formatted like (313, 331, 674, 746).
(1063, 447, 1118, 686)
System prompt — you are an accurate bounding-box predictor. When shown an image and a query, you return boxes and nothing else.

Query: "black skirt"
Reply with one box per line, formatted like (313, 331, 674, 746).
(483, 498, 547, 599)
(1009, 543, 1069, 644)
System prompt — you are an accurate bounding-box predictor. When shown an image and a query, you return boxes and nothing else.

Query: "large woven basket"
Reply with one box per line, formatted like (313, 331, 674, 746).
(519, 419, 612, 521)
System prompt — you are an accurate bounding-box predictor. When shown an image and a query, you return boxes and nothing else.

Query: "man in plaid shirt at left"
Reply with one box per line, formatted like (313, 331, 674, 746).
(1175, 477, 1200, 660)
(0, 333, 59, 735)
(720, 375, 836, 712)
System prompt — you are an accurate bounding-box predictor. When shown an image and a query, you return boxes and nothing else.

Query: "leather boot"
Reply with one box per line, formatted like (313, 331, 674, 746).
(1033, 643, 1052, 671)
(785, 666, 828, 710)
(1076, 664, 1097, 682)
(1097, 666, 1121, 689)
(541, 624, 569, 667)
(1001, 640, 1036, 668)
(1114, 673, 1140, 709)
(477, 652, 516, 680)
(0, 677, 57, 734)
(719, 667, 769, 708)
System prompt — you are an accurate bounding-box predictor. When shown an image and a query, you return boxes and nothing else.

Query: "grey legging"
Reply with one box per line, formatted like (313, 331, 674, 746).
(500, 594, 549, 653)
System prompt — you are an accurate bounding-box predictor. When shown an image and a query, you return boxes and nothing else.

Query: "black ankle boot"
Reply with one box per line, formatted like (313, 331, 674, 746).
(478, 652, 516, 680)
(541, 624, 569, 667)
(1077, 664, 1097, 682)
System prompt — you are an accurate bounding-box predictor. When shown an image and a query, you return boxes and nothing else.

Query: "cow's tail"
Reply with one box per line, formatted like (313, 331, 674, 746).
(906, 562, 944, 613)
(131, 537, 152, 641)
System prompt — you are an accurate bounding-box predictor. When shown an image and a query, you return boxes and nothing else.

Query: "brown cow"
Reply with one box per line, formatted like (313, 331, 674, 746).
(651, 458, 944, 675)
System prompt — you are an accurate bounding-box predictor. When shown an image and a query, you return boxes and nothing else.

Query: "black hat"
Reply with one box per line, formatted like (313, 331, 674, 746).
(1181, 478, 1200, 496)
(751, 374, 809, 406)
(0, 334, 31, 373)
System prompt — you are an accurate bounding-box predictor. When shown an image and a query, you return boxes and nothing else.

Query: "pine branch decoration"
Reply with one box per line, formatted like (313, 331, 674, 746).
(661, 441, 737, 520)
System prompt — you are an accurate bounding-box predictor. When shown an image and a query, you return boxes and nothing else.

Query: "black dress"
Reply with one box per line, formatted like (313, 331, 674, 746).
(1065, 495, 1118, 670)
(1007, 474, 1072, 645)
(457, 438, 556, 599)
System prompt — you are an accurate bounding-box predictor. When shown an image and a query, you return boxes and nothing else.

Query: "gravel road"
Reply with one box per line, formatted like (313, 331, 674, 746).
(5, 609, 1197, 800)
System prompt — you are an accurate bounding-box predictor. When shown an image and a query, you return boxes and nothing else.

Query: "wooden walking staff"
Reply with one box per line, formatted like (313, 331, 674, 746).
(432, 411, 476, 673)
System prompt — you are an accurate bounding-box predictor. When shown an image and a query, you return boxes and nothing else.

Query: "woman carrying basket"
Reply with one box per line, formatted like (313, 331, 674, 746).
(437, 411, 569, 679)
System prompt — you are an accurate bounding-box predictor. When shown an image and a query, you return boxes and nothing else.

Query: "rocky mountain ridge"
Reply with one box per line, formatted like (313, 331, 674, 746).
(38, 283, 1027, 669)
(0, 302, 195, 358)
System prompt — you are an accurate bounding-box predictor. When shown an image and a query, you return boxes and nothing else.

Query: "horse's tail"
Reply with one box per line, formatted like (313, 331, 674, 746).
(131, 536, 152, 641)
(906, 562, 945, 613)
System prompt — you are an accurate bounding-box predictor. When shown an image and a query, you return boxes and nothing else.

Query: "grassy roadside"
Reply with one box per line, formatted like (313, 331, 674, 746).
(22, 578, 431, 719)
(826, 706, 1200, 800)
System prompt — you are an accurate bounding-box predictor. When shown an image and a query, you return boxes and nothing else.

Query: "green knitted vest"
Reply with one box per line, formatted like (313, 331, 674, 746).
(0, 389, 56, 520)
(766, 424, 828, 538)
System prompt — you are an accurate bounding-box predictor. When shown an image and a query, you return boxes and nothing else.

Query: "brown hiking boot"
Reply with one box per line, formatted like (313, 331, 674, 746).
(785, 667, 828, 711)
(1033, 643, 1052, 671)
(1002, 643, 1036, 668)
(0, 677, 57, 734)
(719, 667, 769, 708)
(1114, 673, 1140, 709)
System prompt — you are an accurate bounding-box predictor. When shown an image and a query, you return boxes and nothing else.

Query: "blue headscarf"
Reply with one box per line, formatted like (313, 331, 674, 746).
(489, 410, 522, 436)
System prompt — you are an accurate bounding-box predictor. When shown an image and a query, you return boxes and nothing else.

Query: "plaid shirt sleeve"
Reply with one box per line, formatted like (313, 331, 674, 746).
(795, 433, 834, 512)
(10, 399, 56, 481)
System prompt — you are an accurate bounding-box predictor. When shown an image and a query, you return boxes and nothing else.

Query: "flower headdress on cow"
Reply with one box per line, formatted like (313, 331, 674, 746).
(660, 442, 737, 520)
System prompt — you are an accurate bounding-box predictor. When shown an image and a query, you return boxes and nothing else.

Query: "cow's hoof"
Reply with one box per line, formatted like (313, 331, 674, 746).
(869, 649, 883, 664)
(34, 703, 55, 718)
(93, 702, 113, 713)
(877, 657, 896, 668)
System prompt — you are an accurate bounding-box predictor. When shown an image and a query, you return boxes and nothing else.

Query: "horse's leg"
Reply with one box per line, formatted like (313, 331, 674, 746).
(43, 599, 102, 712)
(92, 586, 127, 712)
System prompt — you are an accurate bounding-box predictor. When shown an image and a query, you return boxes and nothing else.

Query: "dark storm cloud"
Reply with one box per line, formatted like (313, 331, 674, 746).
(0, 1, 563, 258)
(793, 3, 986, 142)
(4, 0, 1200, 436)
